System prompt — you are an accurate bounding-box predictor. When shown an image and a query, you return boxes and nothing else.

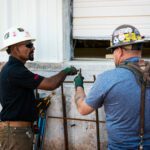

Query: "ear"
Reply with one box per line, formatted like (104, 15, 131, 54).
(118, 47, 123, 57)
(12, 46, 20, 55)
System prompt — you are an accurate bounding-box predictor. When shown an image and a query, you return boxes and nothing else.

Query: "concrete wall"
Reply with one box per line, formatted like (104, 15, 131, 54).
(26, 60, 115, 150)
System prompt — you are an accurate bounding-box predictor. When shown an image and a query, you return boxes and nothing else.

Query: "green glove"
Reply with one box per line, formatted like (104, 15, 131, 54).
(74, 73, 84, 89)
(63, 66, 78, 75)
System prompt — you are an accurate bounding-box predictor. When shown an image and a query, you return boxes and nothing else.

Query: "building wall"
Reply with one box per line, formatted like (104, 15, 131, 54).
(73, 0, 150, 40)
(26, 60, 114, 150)
(1, 0, 150, 62)
(0, 0, 63, 63)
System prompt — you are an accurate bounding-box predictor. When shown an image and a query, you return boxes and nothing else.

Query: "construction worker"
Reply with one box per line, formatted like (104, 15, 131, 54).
(0, 26, 78, 150)
(74, 24, 150, 149)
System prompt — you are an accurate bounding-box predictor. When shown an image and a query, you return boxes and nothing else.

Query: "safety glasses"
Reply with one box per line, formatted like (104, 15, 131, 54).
(25, 42, 34, 49)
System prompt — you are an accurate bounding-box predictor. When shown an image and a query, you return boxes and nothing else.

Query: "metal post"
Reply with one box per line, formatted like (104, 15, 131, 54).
(93, 75, 101, 150)
(62, 78, 102, 149)
(48, 116, 105, 124)
(61, 84, 69, 150)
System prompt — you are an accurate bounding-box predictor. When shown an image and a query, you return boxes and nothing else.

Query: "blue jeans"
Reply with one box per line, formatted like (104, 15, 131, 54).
(108, 144, 150, 150)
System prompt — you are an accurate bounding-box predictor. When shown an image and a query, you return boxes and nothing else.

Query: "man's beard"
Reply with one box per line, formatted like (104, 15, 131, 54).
(29, 52, 34, 61)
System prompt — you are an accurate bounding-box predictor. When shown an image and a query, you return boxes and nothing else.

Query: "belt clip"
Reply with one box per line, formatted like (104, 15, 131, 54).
(139, 135, 144, 150)
(33, 124, 39, 134)
(139, 145, 143, 150)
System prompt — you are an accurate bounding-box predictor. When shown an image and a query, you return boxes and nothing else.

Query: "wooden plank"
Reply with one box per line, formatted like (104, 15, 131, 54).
(105, 54, 113, 59)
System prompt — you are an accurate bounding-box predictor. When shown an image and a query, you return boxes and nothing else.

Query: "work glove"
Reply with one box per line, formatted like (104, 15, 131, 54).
(74, 73, 84, 89)
(62, 66, 78, 75)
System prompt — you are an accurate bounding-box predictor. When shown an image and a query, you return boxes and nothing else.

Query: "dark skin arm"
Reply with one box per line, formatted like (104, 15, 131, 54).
(38, 71, 67, 90)
(38, 66, 78, 90)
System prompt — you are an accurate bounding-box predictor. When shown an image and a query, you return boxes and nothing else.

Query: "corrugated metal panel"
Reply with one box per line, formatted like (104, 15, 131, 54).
(0, 0, 63, 63)
(73, 0, 150, 39)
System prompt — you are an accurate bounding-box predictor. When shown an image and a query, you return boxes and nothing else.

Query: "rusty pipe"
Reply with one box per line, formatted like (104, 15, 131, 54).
(61, 84, 69, 150)
(93, 75, 101, 150)
(48, 116, 105, 123)
(64, 80, 94, 83)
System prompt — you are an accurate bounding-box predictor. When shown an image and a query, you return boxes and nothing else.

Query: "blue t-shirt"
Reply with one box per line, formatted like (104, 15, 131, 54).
(85, 57, 150, 149)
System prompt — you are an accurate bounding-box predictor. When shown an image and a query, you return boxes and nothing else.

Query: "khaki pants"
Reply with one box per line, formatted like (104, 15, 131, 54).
(0, 126, 33, 150)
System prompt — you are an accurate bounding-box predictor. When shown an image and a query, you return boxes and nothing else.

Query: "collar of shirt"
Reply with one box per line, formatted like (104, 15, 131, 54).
(9, 56, 24, 65)
(124, 57, 140, 63)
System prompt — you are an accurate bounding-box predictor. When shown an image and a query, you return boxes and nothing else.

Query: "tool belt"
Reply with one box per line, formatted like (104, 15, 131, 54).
(35, 96, 51, 118)
(0, 121, 32, 128)
(35, 91, 55, 118)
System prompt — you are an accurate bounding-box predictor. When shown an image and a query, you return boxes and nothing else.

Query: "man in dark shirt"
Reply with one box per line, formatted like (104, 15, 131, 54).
(0, 27, 77, 150)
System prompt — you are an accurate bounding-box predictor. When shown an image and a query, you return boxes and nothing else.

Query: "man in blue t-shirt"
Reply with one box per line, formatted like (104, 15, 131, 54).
(74, 24, 150, 150)
(0, 27, 78, 150)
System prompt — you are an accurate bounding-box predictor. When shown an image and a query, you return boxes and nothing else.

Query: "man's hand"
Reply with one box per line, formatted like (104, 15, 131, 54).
(63, 66, 78, 75)
(74, 73, 84, 89)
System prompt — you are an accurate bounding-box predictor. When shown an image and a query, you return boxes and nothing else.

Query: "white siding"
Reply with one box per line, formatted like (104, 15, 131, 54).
(0, 0, 63, 63)
(73, 0, 150, 39)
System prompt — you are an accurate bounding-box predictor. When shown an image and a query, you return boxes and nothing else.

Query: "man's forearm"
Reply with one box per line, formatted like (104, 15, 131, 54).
(48, 71, 67, 89)
(75, 87, 86, 108)
(74, 86, 94, 115)
(38, 71, 67, 90)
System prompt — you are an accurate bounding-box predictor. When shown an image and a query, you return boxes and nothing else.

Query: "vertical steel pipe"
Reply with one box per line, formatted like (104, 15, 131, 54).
(93, 75, 100, 150)
(61, 84, 69, 150)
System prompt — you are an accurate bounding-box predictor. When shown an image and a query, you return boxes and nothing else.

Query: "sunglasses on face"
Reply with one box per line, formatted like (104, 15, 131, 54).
(25, 42, 34, 49)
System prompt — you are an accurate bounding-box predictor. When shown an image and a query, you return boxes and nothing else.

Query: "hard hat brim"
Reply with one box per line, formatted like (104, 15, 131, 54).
(106, 39, 149, 50)
(0, 38, 36, 52)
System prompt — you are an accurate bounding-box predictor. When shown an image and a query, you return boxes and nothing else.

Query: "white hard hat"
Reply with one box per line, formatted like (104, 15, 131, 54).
(0, 27, 35, 51)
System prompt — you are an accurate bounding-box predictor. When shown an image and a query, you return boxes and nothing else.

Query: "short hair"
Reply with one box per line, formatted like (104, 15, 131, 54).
(122, 43, 143, 51)
(6, 46, 11, 54)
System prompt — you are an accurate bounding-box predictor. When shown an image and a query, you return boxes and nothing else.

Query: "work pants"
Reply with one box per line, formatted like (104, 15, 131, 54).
(0, 126, 33, 150)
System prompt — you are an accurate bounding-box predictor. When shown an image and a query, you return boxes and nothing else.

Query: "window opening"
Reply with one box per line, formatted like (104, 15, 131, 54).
(72, 39, 150, 59)
(143, 42, 150, 58)
(73, 39, 110, 59)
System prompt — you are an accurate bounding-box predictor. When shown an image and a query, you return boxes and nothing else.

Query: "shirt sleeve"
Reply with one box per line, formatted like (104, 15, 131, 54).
(9, 65, 44, 89)
(85, 71, 113, 109)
